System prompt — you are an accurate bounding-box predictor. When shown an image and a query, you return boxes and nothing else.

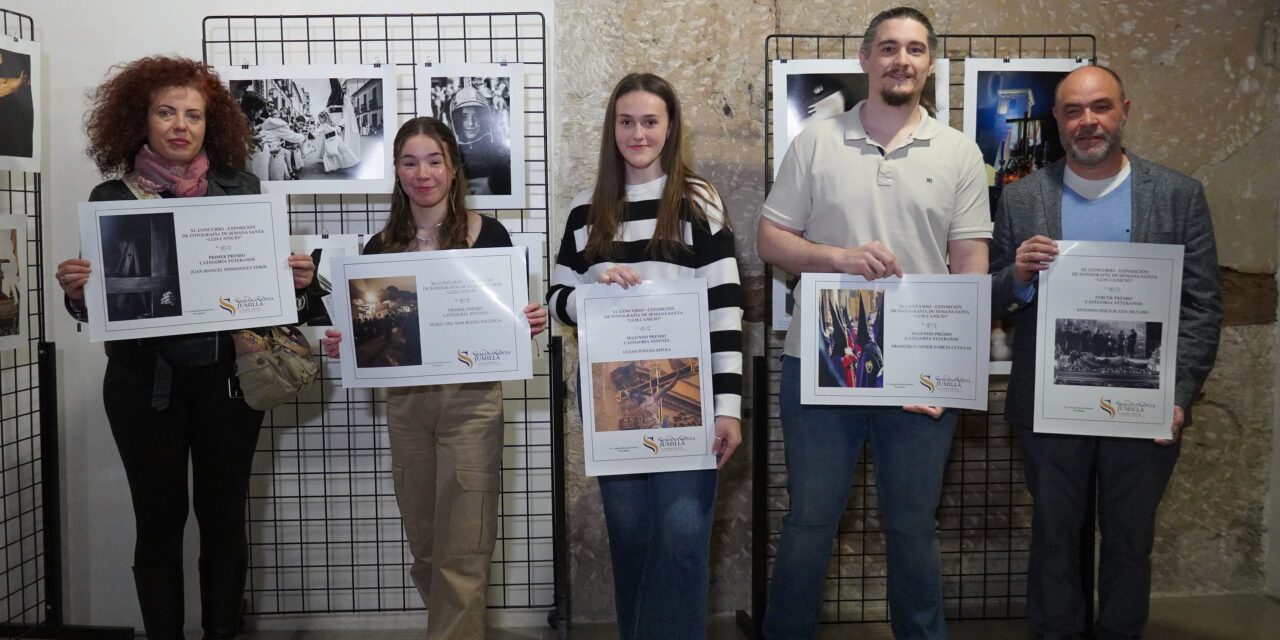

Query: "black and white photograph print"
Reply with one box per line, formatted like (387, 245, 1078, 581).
(0, 37, 41, 173)
(0, 216, 26, 350)
(1052, 318, 1162, 389)
(98, 212, 182, 322)
(349, 275, 421, 369)
(220, 64, 396, 195)
(770, 58, 950, 178)
(963, 58, 1087, 216)
(416, 62, 526, 209)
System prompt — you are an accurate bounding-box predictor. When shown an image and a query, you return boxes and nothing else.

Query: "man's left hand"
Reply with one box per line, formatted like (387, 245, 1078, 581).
(289, 253, 317, 289)
(1155, 404, 1185, 446)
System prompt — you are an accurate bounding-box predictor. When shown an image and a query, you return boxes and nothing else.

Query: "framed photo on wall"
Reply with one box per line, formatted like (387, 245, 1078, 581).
(0, 216, 28, 351)
(416, 62, 526, 210)
(220, 64, 397, 195)
(0, 37, 41, 173)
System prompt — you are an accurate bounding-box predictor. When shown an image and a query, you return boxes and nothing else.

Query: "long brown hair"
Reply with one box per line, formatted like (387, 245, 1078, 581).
(585, 73, 722, 262)
(84, 56, 251, 175)
(378, 117, 472, 253)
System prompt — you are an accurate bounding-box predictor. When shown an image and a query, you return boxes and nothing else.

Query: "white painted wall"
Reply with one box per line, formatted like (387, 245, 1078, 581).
(0, 0, 554, 631)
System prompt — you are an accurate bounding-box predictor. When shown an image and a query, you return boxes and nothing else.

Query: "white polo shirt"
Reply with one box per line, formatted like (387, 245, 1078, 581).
(763, 101, 992, 357)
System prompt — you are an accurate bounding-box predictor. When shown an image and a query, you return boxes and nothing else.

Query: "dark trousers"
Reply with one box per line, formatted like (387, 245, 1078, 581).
(103, 349, 264, 572)
(1017, 427, 1179, 640)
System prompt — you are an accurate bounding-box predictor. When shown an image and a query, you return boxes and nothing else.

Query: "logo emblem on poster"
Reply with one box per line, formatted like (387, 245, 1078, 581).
(1099, 397, 1117, 417)
(218, 297, 236, 316)
(919, 374, 936, 392)
(457, 350, 474, 368)
(642, 435, 660, 455)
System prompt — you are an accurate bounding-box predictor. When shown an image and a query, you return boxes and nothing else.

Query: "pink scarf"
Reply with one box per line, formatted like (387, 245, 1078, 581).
(132, 145, 210, 197)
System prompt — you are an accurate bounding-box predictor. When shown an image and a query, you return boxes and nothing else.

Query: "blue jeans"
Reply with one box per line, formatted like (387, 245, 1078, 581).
(599, 468, 718, 640)
(764, 356, 956, 639)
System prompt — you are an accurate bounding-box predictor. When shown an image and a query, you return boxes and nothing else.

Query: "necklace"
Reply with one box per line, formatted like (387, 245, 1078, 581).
(414, 222, 442, 245)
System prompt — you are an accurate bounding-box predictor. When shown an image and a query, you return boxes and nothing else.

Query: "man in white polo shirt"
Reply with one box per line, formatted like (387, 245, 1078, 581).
(757, 7, 991, 638)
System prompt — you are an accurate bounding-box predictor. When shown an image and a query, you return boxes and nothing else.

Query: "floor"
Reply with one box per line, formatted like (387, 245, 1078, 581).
(237, 593, 1280, 639)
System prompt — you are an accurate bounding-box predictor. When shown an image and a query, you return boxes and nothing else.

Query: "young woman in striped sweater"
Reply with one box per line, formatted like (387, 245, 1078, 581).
(548, 73, 743, 638)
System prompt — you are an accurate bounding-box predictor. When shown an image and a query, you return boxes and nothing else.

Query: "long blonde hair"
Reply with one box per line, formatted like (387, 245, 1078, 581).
(379, 117, 472, 253)
(584, 73, 724, 262)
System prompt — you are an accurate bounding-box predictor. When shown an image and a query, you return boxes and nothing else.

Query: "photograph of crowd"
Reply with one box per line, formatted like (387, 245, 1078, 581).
(349, 275, 421, 369)
(223, 65, 393, 192)
(98, 213, 182, 322)
(1052, 318, 1162, 389)
(420, 63, 525, 208)
(0, 223, 24, 348)
(0, 38, 40, 172)
(815, 288, 885, 389)
(964, 59, 1087, 215)
(591, 358, 703, 432)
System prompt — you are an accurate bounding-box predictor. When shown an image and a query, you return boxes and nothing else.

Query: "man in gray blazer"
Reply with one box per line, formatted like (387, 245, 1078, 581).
(990, 65, 1221, 639)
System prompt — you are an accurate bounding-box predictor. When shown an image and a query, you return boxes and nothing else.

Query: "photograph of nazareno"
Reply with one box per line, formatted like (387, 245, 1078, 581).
(98, 213, 182, 322)
(0, 45, 35, 162)
(816, 288, 886, 389)
(428, 74, 513, 196)
(1053, 318, 1162, 389)
(349, 275, 421, 368)
(230, 76, 386, 183)
(0, 228, 22, 337)
(591, 358, 703, 433)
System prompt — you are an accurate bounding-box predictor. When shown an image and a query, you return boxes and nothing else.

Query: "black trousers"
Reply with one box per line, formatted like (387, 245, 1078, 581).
(103, 347, 264, 571)
(1016, 426, 1179, 640)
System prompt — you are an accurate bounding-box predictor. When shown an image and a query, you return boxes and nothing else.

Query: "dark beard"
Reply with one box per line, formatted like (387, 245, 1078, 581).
(880, 87, 914, 107)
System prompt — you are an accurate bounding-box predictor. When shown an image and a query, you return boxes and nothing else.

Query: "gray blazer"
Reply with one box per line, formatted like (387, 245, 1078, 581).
(990, 154, 1222, 428)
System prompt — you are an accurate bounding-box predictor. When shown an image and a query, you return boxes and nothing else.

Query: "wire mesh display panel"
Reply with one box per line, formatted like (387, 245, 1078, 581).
(0, 8, 49, 636)
(202, 12, 553, 615)
(760, 33, 1096, 624)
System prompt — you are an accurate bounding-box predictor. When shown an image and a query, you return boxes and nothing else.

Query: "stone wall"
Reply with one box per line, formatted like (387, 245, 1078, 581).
(553, 0, 1280, 621)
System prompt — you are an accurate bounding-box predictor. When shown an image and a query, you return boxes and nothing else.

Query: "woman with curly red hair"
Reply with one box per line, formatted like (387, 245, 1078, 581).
(53, 56, 323, 640)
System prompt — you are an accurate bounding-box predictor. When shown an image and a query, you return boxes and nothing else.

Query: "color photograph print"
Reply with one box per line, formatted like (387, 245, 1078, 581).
(768, 58, 948, 331)
(289, 234, 364, 341)
(220, 64, 396, 195)
(0, 216, 27, 350)
(349, 275, 421, 369)
(815, 288, 885, 389)
(0, 37, 41, 173)
(591, 358, 703, 432)
(1052, 318, 1162, 389)
(416, 62, 526, 209)
(962, 58, 1088, 217)
(98, 212, 182, 322)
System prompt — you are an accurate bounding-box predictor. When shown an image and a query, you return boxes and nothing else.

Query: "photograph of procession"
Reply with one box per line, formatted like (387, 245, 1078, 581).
(98, 212, 182, 322)
(590, 358, 703, 432)
(815, 288, 886, 389)
(1052, 318, 1163, 389)
(349, 275, 421, 369)
(0, 223, 25, 349)
(963, 58, 1086, 216)
(222, 65, 394, 193)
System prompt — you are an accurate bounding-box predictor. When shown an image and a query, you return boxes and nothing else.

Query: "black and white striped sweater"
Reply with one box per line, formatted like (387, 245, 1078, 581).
(548, 176, 744, 420)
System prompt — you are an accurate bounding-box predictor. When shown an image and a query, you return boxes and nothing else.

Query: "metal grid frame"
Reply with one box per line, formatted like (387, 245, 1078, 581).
(201, 12, 554, 615)
(0, 8, 48, 636)
(755, 33, 1097, 626)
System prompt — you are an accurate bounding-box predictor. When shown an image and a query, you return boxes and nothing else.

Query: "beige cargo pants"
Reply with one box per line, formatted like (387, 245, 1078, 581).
(387, 381, 503, 639)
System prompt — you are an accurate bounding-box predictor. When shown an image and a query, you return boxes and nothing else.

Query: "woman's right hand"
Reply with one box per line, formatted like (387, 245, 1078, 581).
(321, 328, 342, 358)
(598, 264, 642, 289)
(56, 259, 92, 300)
